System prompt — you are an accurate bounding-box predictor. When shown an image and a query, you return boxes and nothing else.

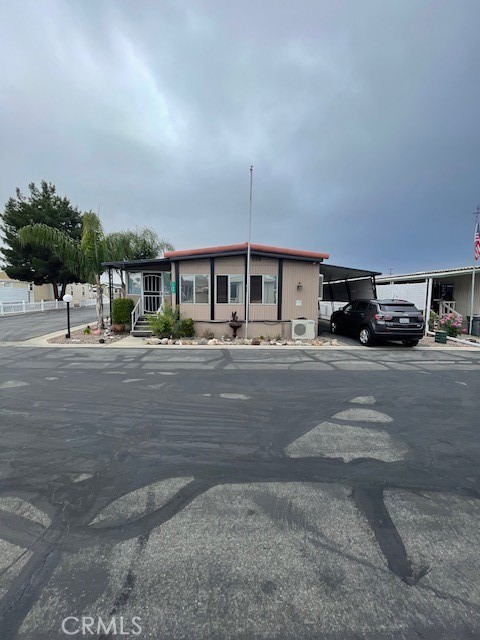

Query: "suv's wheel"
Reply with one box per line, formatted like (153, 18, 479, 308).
(330, 320, 338, 334)
(402, 339, 419, 347)
(359, 326, 374, 346)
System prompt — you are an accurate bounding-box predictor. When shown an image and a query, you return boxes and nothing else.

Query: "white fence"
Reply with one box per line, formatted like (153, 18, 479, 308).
(318, 301, 347, 320)
(0, 297, 107, 316)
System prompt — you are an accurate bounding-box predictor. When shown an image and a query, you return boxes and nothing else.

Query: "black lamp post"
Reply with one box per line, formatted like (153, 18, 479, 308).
(63, 294, 73, 338)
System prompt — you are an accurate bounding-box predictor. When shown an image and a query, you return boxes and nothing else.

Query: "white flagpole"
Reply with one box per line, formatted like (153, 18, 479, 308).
(245, 165, 253, 339)
(468, 206, 479, 335)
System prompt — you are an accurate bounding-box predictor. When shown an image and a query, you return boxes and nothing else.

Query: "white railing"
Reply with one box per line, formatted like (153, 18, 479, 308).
(0, 297, 106, 316)
(131, 298, 142, 330)
(439, 301, 461, 318)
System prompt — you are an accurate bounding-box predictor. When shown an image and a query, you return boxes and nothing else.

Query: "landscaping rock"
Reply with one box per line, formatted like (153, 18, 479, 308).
(207, 338, 219, 345)
(167, 339, 174, 345)
(146, 338, 161, 345)
(160, 338, 169, 345)
(197, 338, 208, 345)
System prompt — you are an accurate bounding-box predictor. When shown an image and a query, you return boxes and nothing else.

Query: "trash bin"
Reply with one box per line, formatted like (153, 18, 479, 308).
(435, 330, 447, 344)
(467, 316, 480, 337)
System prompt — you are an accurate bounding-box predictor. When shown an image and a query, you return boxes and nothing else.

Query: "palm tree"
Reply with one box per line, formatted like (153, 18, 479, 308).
(19, 212, 173, 329)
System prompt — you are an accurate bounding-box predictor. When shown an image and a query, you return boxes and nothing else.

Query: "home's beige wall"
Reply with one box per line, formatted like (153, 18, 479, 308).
(214, 256, 245, 320)
(32, 284, 54, 302)
(193, 320, 291, 339)
(178, 260, 210, 320)
(247, 258, 277, 321)
(447, 274, 480, 318)
(282, 261, 319, 320)
(0, 271, 29, 288)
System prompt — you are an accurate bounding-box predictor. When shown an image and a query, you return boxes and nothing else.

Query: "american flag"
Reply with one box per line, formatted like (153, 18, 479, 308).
(475, 221, 480, 261)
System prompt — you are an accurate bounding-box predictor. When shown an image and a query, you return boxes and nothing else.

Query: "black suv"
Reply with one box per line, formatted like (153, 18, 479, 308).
(330, 299, 425, 346)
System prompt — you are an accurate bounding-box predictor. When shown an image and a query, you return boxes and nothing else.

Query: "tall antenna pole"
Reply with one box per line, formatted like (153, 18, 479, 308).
(245, 165, 253, 339)
(468, 205, 479, 335)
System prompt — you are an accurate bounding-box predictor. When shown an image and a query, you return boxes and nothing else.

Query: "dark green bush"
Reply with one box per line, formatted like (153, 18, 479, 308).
(181, 317, 195, 337)
(148, 304, 195, 338)
(112, 297, 135, 324)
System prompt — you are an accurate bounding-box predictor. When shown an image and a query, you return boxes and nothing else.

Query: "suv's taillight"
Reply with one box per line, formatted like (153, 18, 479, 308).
(375, 313, 393, 321)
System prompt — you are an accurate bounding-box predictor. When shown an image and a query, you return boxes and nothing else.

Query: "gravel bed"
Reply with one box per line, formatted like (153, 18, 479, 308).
(48, 324, 128, 345)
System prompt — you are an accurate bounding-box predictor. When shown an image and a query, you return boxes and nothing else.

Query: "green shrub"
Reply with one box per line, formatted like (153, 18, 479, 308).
(112, 298, 135, 324)
(428, 310, 439, 331)
(148, 304, 194, 338)
(181, 317, 195, 337)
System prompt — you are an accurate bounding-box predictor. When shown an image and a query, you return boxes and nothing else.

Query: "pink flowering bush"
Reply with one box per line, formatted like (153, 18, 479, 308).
(439, 312, 463, 337)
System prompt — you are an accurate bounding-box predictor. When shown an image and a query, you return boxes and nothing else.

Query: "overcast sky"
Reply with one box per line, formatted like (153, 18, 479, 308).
(1, 0, 479, 274)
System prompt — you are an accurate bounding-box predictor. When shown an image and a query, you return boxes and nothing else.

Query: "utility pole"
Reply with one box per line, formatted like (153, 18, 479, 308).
(245, 165, 253, 339)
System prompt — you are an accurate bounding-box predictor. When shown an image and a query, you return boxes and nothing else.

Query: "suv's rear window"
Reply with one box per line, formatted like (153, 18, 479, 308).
(379, 304, 418, 312)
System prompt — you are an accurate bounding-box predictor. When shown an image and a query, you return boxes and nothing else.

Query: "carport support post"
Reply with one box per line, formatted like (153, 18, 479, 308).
(108, 268, 114, 323)
(425, 278, 433, 334)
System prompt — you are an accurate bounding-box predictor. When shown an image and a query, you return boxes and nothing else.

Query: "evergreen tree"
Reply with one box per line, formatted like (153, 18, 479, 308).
(0, 181, 82, 299)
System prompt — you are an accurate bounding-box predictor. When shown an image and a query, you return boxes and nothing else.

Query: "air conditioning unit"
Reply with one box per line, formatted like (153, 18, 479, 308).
(291, 319, 316, 340)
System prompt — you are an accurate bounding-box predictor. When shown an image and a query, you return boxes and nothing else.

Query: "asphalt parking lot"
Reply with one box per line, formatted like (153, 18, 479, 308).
(0, 346, 479, 639)
(0, 307, 98, 342)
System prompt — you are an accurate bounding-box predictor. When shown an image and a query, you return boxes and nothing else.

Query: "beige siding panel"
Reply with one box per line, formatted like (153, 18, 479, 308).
(179, 303, 210, 320)
(213, 257, 246, 320)
(282, 261, 319, 320)
(178, 260, 211, 320)
(248, 257, 278, 320)
(249, 304, 277, 321)
(215, 303, 245, 321)
(214, 256, 245, 275)
(193, 320, 290, 339)
(249, 258, 278, 276)
(179, 260, 210, 276)
(449, 274, 480, 317)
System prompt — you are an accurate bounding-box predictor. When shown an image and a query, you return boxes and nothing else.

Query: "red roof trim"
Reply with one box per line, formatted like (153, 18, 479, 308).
(165, 242, 329, 260)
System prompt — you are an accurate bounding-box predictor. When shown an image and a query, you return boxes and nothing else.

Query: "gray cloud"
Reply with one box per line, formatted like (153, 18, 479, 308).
(1, 0, 479, 273)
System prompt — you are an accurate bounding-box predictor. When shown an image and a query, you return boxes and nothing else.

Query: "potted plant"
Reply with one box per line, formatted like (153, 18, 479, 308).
(111, 298, 134, 333)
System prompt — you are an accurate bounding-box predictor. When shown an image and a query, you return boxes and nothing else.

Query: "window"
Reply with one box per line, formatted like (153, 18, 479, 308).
(354, 301, 369, 312)
(127, 272, 141, 295)
(180, 274, 210, 303)
(379, 303, 418, 312)
(216, 275, 244, 304)
(250, 275, 277, 304)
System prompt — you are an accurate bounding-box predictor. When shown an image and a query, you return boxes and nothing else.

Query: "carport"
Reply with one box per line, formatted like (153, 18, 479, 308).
(318, 264, 381, 319)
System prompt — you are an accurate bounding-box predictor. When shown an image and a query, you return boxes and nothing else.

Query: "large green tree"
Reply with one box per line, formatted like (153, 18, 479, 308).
(0, 181, 83, 299)
(19, 212, 173, 329)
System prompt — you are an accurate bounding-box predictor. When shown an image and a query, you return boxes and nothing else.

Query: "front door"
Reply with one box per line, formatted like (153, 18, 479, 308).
(143, 273, 163, 313)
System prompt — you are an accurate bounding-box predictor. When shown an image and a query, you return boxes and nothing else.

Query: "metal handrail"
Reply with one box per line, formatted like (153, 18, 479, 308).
(131, 298, 142, 330)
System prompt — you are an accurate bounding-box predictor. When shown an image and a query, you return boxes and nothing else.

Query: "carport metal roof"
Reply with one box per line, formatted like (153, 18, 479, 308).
(319, 263, 380, 283)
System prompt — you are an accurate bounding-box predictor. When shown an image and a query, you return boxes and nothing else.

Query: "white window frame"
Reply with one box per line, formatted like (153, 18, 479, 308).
(216, 274, 245, 304)
(250, 274, 278, 305)
(126, 272, 142, 295)
(180, 274, 210, 304)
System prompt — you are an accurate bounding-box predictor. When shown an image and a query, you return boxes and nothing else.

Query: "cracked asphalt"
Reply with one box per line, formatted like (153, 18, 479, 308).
(0, 345, 479, 639)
